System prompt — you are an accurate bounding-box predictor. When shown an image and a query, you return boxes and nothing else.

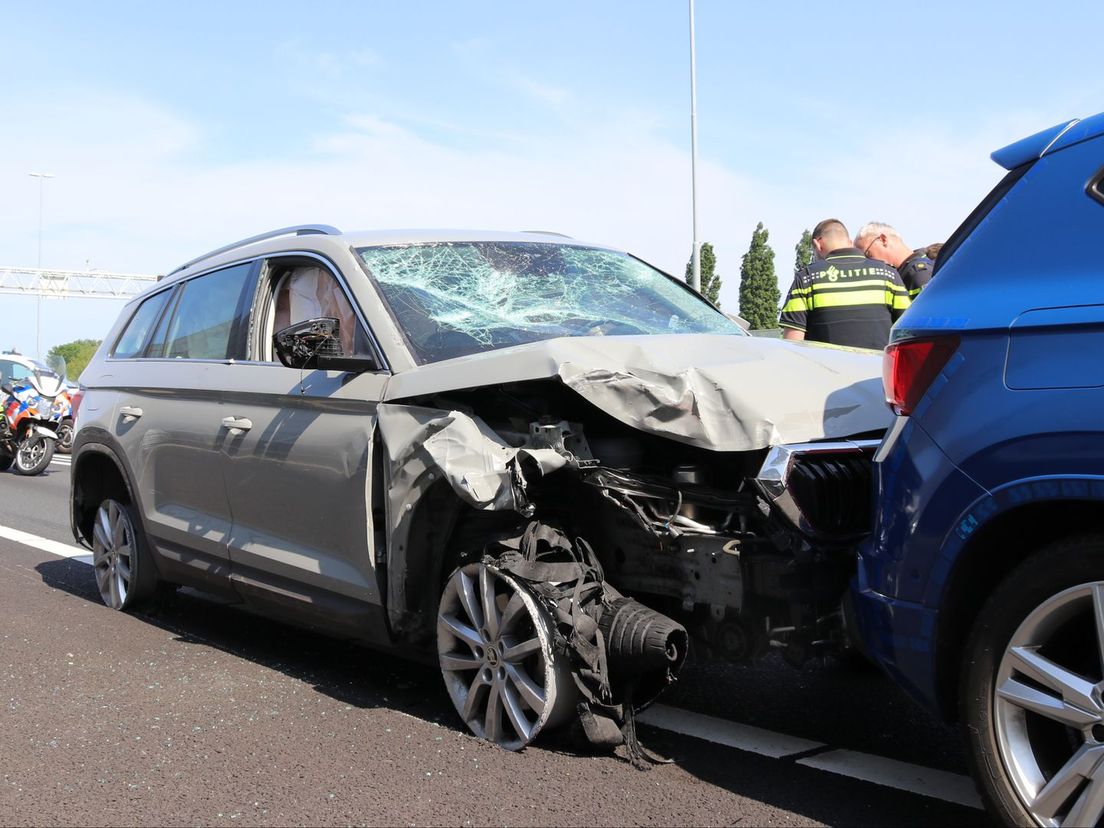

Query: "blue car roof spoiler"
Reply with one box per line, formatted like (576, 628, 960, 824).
(991, 112, 1104, 170)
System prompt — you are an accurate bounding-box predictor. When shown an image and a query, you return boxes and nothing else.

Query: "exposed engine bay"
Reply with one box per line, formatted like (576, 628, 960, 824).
(380, 377, 881, 674)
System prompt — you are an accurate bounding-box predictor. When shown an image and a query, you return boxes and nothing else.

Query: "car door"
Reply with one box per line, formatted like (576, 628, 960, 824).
(219, 255, 390, 639)
(107, 262, 257, 595)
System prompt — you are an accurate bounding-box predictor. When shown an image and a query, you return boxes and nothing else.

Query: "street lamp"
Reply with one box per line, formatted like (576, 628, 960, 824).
(28, 172, 54, 360)
(688, 0, 701, 292)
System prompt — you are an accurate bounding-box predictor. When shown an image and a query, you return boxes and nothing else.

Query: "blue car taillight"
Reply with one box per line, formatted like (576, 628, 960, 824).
(882, 336, 959, 416)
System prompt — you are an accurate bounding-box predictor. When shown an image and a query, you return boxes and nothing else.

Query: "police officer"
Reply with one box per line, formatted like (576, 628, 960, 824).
(854, 222, 934, 297)
(780, 218, 910, 350)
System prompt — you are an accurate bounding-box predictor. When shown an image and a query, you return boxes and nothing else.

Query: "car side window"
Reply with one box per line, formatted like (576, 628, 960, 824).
(112, 289, 174, 359)
(163, 263, 255, 360)
(265, 262, 372, 360)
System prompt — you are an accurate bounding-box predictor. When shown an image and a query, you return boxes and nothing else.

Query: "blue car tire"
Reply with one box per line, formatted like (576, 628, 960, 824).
(961, 535, 1104, 827)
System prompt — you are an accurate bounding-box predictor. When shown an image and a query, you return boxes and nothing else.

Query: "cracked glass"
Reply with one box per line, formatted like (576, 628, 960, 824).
(359, 242, 742, 363)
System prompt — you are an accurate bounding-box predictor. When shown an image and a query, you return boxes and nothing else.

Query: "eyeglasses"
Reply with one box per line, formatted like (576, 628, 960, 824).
(862, 235, 885, 258)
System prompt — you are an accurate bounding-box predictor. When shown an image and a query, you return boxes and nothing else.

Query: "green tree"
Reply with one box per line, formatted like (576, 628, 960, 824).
(795, 229, 814, 273)
(684, 241, 722, 308)
(738, 222, 781, 330)
(48, 338, 101, 381)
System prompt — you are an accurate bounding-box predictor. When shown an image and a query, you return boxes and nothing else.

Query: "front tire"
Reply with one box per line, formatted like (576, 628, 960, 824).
(13, 434, 54, 475)
(961, 536, 1104, 826)
(91, 498, 160, 610)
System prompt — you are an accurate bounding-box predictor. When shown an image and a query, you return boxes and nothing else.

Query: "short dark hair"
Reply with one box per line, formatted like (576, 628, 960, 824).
(813, 218, 848, 240)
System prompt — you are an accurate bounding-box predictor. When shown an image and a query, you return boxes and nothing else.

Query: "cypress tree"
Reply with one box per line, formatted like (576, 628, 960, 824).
(684, 242, 722, 308)
(795, 229, 814, 273)
(738, 222, 781, 330)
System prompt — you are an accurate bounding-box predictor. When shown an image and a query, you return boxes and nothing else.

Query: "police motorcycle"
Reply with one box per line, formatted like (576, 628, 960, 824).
(0, 356, 67, 475)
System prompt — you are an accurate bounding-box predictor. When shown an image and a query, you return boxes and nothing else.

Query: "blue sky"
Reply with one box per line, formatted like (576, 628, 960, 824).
(2, 0, 1102, 362)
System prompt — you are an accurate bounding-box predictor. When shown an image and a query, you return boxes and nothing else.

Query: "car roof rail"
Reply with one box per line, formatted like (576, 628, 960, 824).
(520, 230, 573, 238)
(167, 224, 343, 276)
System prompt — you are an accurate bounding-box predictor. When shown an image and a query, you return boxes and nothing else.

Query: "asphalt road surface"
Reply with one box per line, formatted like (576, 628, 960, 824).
(0, 458, 993, 826)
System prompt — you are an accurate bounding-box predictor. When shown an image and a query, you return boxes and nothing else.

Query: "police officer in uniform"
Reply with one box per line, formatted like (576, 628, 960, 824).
(854, 221, 934, 297)
(779, 218, 910, 350)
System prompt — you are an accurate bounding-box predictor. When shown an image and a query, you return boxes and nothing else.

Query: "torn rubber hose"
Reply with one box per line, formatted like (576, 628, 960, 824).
(599, 596, 688, 709)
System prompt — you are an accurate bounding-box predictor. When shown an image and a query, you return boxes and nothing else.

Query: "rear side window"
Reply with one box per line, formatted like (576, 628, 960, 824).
(112, 289, 173, 358)
(163, 263, 254, 360)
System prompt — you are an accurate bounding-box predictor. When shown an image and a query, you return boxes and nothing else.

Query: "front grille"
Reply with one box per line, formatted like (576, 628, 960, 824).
(787, 451, 873, 535)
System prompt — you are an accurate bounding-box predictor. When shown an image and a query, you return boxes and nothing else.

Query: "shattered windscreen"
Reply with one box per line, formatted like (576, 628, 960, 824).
(358, 242, 744, 363)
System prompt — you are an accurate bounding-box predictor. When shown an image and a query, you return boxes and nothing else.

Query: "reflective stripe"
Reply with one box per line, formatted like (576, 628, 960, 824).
(781, 297, 809, 312)
(892, 294, 911, 310)
(779, 321, 806, 331)
(809, 278, 904, 291)
(809, 289, 901, 309)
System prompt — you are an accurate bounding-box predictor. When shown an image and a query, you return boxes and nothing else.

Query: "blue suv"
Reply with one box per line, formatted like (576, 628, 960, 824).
(855, 113, 1104, 826)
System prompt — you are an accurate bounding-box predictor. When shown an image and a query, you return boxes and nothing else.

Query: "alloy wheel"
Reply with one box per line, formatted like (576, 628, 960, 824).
(437, 563, 575, 750)
(91, 499, 134, 609)
(995, 582, 1104, 826)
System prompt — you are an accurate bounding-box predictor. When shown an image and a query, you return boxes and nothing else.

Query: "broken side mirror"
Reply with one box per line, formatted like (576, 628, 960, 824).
(273, 317, 379, 373)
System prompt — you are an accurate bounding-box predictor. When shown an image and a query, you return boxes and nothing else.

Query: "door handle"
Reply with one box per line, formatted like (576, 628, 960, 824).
(220, 416, 253, 433)
(119, 406, 143, 421)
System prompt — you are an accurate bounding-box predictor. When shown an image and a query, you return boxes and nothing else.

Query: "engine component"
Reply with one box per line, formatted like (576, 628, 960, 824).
(672, 464, 704, 520)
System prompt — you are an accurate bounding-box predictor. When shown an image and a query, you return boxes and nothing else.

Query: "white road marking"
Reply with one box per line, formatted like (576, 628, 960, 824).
(797, 749, 983, 810)
(50, 457, 71, 466)
(0, 523, 93, 565)
(639, 704, 823, 758)
(0, 522, 983, 811)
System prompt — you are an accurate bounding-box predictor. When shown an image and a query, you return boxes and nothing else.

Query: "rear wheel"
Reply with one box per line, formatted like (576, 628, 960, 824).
(56, 418, 74, 454)
(91, 498, 160, 610)
(437, 562, 576, 750)
(962, 536, 1104, 826)
(13, 435, 54, 475)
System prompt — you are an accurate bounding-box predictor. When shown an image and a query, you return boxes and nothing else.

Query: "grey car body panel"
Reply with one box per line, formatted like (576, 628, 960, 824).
(377, 405, 567, 618)
(219, 366, 387, 611)
(383, 334, 890, 452)
(103, 360, 238, 572)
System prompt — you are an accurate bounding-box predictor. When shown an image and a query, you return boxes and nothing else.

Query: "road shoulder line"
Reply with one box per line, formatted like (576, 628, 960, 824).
(0, 522, 92, 563)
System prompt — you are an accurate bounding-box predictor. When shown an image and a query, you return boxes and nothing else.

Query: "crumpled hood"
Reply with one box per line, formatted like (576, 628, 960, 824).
(384, 334, 891, 452)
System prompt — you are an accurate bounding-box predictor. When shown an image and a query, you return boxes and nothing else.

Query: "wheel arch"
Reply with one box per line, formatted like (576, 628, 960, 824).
(385, 477, 527, 647)
(933, 492, 1104, 721)
(70, 438, 137, 549)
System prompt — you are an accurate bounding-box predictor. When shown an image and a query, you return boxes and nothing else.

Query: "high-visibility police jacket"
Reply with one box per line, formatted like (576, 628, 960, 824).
(899, 250, 934, 297)
(779, 247, 910, 350)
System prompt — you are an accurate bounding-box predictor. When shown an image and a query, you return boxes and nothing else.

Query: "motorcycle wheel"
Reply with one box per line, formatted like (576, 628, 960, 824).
(13, 435, 54, 476)
(56, 418, 75, 455)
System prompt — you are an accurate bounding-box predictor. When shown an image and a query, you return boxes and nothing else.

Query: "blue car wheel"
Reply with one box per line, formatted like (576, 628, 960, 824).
(962, 535, 1104, 826)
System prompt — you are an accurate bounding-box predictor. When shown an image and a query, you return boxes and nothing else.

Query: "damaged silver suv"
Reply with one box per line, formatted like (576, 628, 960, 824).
(71, 226, 889, 754)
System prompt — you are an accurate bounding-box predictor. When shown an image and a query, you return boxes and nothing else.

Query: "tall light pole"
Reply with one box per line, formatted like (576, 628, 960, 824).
(29, 172, 54, 359)
(688, 0, 701, 292)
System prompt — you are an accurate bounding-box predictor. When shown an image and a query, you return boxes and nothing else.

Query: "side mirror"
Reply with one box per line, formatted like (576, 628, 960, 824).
(273, 317, 378, 373)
